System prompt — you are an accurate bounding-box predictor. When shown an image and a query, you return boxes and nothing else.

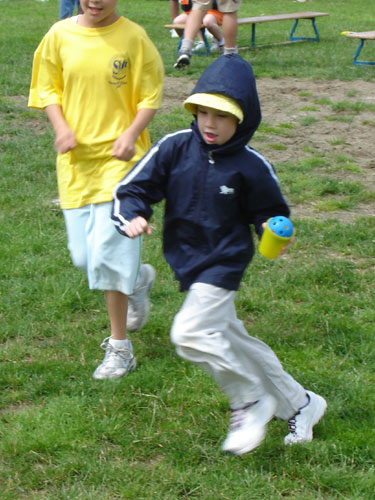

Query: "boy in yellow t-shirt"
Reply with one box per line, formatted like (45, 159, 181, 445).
(28, 0, 164, 379)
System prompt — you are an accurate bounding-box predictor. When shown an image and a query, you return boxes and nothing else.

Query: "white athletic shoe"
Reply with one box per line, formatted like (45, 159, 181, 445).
(221, 394, 277, 455)
(127, 264, 156, 332)
(284, 391, 327, 445)
(170, 28, 179, 39)
(192, 41, 206, 52)
(93, 337, 136, 380)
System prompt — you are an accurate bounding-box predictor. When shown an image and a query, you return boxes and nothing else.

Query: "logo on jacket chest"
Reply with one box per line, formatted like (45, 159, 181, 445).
(109, 55, 128, 88)
(219, 185, 235, 195)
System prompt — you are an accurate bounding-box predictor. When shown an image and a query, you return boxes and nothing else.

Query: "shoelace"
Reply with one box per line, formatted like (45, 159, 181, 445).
(287, 410, 301, 434)
(100, 339, 133, 362)
(287, 394, 311, 433)
(229, 402, 258, 430)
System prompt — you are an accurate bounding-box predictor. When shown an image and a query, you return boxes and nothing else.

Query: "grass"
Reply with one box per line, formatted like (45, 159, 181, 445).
(1, 0, 375, 499)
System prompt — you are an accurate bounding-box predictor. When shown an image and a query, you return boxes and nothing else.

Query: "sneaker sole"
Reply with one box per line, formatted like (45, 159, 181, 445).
(173, 57, 190, 69)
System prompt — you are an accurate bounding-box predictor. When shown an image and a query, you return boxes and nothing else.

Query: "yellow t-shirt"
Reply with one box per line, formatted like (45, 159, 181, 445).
(28, 17, 164, 209)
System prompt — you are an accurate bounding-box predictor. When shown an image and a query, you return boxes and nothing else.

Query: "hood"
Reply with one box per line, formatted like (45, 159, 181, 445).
(188, 54, 262, 153)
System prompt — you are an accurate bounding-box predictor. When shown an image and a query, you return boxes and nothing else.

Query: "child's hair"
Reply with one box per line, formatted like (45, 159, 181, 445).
(184, 93, 244, 123)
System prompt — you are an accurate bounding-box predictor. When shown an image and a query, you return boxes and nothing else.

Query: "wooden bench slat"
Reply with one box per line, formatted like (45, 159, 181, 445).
(237, 12, 328, 24)
(344, 31, 375, 40)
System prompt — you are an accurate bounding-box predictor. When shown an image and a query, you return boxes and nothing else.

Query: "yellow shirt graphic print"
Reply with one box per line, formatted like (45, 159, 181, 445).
(109, 55, 128, 88)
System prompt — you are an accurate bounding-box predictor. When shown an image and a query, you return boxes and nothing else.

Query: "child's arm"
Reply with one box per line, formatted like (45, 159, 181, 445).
(45, 104, 77, 154)
(112, 108, 157, 162)
(124, 216, 152, 238)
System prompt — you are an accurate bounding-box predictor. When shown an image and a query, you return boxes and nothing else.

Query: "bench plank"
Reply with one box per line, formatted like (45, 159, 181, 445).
(237, 12, 328, 25)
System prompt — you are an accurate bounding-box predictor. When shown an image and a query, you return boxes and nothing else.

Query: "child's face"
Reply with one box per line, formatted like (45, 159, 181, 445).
(197, 106, 238, 146)
(80, 0, 118, 28)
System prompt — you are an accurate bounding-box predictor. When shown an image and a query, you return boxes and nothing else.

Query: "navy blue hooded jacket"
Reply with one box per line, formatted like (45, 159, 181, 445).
(112, 55, 290, 291)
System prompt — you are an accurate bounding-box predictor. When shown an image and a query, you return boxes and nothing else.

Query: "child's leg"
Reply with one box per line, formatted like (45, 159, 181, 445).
(222, 12, 238, 52)
(63, 203, 142, 379)
(105, 290, 128, 340)
(170, 283, 267, 406)
(171, 282, 276, 454)
(171, 281, 306, 419)
(203, 13, 223, 42)
(93, 290, 136, 380)
(172, 12, 188, 37)
(223, 313, 308, 421)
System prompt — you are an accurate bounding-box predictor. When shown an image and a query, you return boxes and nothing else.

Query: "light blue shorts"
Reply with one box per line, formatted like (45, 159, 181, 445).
(63, 202, 141, 295)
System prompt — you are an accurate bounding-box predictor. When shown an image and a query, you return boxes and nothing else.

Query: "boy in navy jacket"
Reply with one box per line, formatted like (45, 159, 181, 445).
(112, 55, 326, 455)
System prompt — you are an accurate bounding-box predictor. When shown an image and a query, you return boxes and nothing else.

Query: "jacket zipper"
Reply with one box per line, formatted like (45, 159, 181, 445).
(195, 151, 215, 221)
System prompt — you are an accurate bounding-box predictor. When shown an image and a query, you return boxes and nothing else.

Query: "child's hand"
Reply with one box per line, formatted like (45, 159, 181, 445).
(280, 235, 295, 255)
(124, 216, 152, 238)
(261, 222, 296, 255)
(112, 129, 137, 161)
(54, 126, 77, 154)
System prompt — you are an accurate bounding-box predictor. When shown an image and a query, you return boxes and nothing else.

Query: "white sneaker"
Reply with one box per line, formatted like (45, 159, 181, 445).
(127, 264, 156, 332)
(170, 29, 179, 39)
(192, 41, 206, 52)
(93, 337, 136, 380)
(221, 394, 277, 455)
(284, 391, 327, 445)
(210, 39, 224, 54)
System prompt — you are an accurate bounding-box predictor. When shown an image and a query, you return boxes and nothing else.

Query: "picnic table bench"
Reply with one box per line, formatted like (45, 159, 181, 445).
(342, 31, 375, 66)
(165, 11, 329, 54)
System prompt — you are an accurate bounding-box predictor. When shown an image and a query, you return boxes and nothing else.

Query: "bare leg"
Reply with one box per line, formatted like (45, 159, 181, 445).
(184, 9, 206, 41)
(203, 13, 224, 42)
(222, 11, 237, 48)
(104, 290, 128, 340)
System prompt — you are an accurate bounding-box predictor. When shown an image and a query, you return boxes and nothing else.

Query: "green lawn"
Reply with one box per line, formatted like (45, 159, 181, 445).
(1, 1, 375, 499)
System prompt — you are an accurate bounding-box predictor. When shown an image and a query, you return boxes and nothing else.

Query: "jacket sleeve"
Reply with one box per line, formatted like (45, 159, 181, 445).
(112, 137, 170, 235)
(241, 151, 290, 237)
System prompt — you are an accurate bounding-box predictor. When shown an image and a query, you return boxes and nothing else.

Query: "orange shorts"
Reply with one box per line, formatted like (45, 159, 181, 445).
(206, 9, 223, 26)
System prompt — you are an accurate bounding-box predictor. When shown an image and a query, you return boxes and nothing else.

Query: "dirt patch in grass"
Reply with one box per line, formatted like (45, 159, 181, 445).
(162, 76, 375, 221)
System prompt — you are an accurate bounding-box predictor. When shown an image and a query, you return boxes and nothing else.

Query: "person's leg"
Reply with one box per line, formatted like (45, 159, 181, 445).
(68, 203, 140, 379)
(214, 288, 327, 445)
(173, 12, 189, 37)
(170, 282, 277, 454)
(183, 8, 206, 41)
(216, 0, 241, 52)
(174, 0, 211, 67)
(222, 11, 238, 52)
(203, 13, 223, 42)
(105, 290, 128, 340)
(63, 205, 90, 272)
(171, 282, 326, 451)
(171, 283, 304, 410)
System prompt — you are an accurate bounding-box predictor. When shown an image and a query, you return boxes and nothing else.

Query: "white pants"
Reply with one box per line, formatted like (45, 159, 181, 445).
(170, 283, 306, 420)
(63, 202, 141, 295)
